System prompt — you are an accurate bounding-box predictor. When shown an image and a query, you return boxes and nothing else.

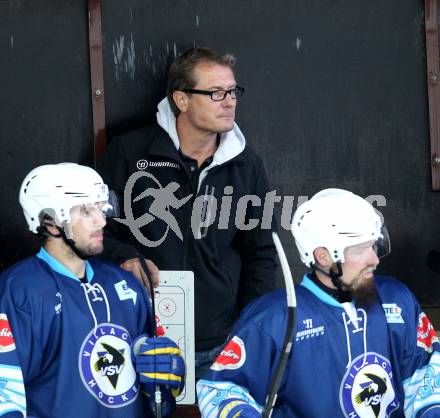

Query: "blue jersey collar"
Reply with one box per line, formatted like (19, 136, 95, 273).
(300, 274, 342, 307)
(37, 247, 94, 282)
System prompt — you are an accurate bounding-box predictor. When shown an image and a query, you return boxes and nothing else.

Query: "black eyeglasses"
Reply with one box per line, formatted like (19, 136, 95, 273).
(182, 86, 245, 101)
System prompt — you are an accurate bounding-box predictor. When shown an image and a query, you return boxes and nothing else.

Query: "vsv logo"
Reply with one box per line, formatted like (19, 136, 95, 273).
(79, 324, 138, 407)
(101, 365, 124, 376)
(365, 394, 384, 406)
(341, 353, 399, 417)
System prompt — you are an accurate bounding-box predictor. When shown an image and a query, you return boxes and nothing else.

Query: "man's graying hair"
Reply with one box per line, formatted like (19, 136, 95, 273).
(167, 47, 236, 116)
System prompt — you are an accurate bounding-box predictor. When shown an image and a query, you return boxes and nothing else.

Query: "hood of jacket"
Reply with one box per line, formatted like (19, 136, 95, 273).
(156, 97, 246, 166)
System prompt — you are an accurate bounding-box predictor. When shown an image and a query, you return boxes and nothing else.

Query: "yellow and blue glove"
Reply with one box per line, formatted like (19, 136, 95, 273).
(133, 335, 186, 417)
(133, 335, 185, 396)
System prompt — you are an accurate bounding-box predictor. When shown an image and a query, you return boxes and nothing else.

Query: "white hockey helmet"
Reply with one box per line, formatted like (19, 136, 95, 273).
(291, 188, 390, 267)
(19, 163, 115, 233)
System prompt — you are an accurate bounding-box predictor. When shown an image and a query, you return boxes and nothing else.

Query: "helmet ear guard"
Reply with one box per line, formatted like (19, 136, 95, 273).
(291, 188, 391, 268)
(38, 210, 57, 228)
(35, 211, 63, 239)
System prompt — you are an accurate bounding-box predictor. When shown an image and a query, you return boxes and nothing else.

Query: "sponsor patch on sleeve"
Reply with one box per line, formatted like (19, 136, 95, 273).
(210, 336, 246, 371)
(0, 314, 15, 353)
(114, 280, 137, 306)
(382, 303, 404, 324)
(417, 312, 439, 353)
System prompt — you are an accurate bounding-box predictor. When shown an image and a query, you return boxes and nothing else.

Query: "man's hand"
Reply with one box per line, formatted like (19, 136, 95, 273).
(120, 258, 160, 294)
(133, 335, 185, 396)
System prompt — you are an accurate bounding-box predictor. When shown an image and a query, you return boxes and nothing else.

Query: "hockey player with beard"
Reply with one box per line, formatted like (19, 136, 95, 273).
(197, 188, 440, 417)
(0, 163, 185, 418)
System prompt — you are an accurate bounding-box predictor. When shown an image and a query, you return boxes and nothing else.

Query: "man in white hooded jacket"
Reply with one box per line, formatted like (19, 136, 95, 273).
(98, 47, 277, 378)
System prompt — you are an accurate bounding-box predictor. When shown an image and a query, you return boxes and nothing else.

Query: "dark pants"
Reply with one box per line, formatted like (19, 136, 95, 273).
(194, 343, 224, 381)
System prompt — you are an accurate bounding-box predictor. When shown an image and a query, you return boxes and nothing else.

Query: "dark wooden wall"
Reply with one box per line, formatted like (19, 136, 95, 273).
(0, 1, 93, 265)
(2, 0, 440, 305)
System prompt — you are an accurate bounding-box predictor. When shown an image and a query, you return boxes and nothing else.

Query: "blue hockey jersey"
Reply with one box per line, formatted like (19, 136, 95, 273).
(197, 274, 440, 417)
(0, 248, 153, 418)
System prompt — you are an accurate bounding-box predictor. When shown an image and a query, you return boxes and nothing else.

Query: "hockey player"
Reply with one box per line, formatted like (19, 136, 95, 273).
(197, 188, 440, 417)
(0, 163, 185, 418)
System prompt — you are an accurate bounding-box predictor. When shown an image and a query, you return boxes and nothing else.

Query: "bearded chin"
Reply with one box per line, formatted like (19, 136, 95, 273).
(85, 243, 104, 256)
(351, 276, 378, 307)
(75, 242, 103, 258)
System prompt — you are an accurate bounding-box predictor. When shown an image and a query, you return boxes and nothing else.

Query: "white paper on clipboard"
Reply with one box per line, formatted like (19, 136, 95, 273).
(154, 270, 195, 404)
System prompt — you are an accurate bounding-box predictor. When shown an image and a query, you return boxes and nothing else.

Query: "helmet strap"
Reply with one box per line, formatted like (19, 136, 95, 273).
(312, 262, 352, 302)
(36, 224, 63, 239)
(328, 262, 343, 289)
(38, 215, 91, 260)
(39, 224, 90, 260)
(60, 229, 90, 261)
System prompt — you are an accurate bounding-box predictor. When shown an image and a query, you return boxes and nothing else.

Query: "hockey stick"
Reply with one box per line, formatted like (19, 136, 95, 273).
(262, 232, 297, 418)
(138, 255, 163, 418)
